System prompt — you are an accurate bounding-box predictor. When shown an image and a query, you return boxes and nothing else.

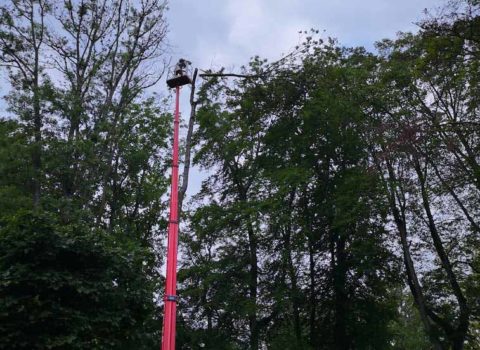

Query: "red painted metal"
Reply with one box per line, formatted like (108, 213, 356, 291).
(161, 86, 181, 350)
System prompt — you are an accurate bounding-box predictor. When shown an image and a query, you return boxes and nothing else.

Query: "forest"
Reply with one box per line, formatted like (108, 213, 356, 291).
(0, 0, 479, 349)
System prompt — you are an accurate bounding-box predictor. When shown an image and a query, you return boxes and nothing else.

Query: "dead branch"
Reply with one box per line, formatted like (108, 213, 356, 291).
(178, 67, 198, 217)
(199, 72, 261, 79)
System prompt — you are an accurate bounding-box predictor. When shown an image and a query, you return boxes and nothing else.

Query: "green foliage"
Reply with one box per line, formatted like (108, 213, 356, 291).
(0, 1, 169, 349)
(0, 1, 479, 349)
(180, 37, 403, 349)
(180, 4, 480, 348)
(0, 210, 160, 349)
(0, 120, 32, 215)
(389, 292, 431, 350)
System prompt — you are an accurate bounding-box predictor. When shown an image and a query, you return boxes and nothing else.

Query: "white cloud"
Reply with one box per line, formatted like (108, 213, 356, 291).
(224, 0, 312, 61)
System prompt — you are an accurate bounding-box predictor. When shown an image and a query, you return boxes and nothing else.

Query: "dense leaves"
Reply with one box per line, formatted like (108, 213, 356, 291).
(0, 210, 160, 349)
(177, 2, 480, 349)
(0, 0, 479, 349)
(0, 1, 169, 349)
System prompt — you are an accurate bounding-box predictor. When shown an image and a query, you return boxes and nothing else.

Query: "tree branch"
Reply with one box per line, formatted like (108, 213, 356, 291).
(199, 72, 261, 79)
(178, 67, 198, 217)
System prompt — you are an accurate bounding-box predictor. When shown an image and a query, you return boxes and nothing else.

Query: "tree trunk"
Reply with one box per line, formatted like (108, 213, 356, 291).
(31, 10, 42, 208)
(413, 158, 469, 349)
(332, 233, 349, 350)
(308, 236, 317, 348)
(32, 69, 42, 208)
(380, 157, 444, 350)
(247, 218, 259, 350)
(178, 68, 198, 216)
(232, 181, 260, 350)
(283, 191, 302, 346)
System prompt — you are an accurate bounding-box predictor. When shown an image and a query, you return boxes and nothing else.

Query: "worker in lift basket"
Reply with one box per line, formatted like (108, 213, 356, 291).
(175, 58, 190, 76)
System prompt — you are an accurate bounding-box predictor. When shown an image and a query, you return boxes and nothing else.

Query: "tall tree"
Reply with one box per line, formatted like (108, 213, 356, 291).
(0, 0, 50, 207)
(179, 39, 401, 350)
(0, 1, 170, 348)
(372, 4, 480, 344)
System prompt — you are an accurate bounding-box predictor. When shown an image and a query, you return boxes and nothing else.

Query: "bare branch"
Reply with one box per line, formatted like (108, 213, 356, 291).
(179, 67, 198, 215)
(199, 72, 261, 79)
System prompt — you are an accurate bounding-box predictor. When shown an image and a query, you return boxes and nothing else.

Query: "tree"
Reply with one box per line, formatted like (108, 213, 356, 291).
(0, 1, 170, 348)
(371, 4, 480, 345)
(0, 210, 160, 349)
(0, 0, 50, 207)
(178, 38, 401, 350)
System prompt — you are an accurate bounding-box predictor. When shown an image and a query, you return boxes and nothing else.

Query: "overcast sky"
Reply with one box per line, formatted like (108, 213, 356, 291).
(165, 0, 446, 197)
(167, 0, 445, 70)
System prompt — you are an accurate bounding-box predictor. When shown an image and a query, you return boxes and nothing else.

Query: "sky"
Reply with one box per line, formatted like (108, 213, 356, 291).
(167, 0, 444, 70)
(165, 0, 446, 197)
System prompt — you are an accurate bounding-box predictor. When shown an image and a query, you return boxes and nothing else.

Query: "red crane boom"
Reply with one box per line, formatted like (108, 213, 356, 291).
(162, 61, 192, 349)
(161, 85, 180, 350)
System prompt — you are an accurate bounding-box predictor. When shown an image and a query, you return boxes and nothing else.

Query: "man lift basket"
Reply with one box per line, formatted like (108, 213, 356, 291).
(166, 58, 192, 88)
